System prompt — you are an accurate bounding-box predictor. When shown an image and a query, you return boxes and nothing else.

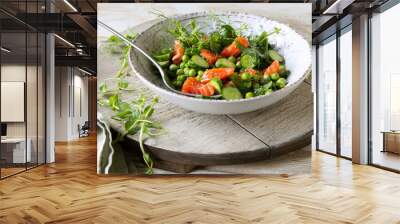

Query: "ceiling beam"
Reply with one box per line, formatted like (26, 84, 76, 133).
(66, 13, 97, 47)
(13, 13, 82, 32)
(312, 15, 335, 33)
(55, 55, 96, 73)
(322, 0, 356, 15)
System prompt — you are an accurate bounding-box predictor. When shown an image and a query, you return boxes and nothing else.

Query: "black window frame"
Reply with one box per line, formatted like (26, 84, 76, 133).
(0, 1, 48, 180)
(315, 20, 352, 160)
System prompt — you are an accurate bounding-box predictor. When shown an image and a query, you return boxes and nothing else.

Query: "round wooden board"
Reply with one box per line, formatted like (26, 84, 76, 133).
(98, 19, 313, 168)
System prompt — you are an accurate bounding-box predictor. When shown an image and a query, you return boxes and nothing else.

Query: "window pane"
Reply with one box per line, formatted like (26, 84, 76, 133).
(317, 36, 337, 154)
(371, 3, 400, 171)
(340, 28, 352, 158)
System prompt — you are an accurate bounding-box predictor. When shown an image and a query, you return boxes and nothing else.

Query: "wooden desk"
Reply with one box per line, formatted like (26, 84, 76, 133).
(382, 131, 400, 154)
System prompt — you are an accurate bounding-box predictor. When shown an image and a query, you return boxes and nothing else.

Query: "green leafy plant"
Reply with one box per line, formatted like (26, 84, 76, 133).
(99, 32, 164, 174)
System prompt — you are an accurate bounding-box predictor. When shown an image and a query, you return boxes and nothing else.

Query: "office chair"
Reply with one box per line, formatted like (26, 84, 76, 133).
(79, 121, 90, 138)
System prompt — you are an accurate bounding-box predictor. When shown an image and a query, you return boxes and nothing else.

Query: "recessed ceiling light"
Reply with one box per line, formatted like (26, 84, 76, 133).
(78, 67, 93, 76)
(54, 34, 75, 48)
(1, 47, 11, 53)
(63, 0, 78, 12)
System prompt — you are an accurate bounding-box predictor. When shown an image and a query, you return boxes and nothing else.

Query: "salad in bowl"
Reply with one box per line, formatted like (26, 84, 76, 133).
(129, 12, 311, 114)
(152, 20, 290, 100)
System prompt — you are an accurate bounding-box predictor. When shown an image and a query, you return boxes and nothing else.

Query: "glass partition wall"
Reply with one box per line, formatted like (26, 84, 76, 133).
(315, 0, 400, 172)
(316, 26, 352, 159)
(0, 31, 28, 177)
(0, 4, 46, 179)
(370, 3, 400, 171)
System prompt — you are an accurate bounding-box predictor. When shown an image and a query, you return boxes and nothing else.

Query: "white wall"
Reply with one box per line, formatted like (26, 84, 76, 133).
(55, 66, 69, 141)
(71, 73, 89, 138)
(54, 67, 89, 141)
(1, 65, 38, 137)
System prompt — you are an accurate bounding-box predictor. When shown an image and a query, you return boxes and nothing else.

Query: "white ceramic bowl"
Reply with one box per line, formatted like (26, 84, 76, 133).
(129, 11, 311, 114)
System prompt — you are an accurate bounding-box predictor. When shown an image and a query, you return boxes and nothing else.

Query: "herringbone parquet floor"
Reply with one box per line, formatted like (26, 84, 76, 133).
(1, 135, 400, 224)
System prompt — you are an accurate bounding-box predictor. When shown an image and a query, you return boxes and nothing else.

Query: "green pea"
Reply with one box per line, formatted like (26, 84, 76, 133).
(241, 72, 251, 81)
(177, 75, 186, 82)
(228, 56, 236, 64)
(176, 79, 184, 87)
(173, 79, 184, 87)
(276, 78, 287, 89)
(182, 55, 189, 62)
(176, 68, 184, 75)
(188, 69, 196, 77)
(196, 74, 202, 81)
(197, 70, 204, 76)
(261, 75, 271, 84)
(245, 92, 254, 99)
(243, 81, 252, 89)
(180, 62, 186, 69)
(187, 60, 196, 68)
(270, 72, 280, 81)
(184, 68, 190, 76)
(169, 64, 178, 72)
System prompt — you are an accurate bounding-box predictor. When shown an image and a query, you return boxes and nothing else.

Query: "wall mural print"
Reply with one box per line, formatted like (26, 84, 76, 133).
(97, 3, 312, 175)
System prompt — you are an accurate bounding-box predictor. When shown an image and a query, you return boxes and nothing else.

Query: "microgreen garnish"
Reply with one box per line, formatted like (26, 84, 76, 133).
(99, 32, 164, 174)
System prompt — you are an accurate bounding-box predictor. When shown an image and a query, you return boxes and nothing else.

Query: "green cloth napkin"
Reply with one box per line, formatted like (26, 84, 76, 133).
(97, 112, 137, 174)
